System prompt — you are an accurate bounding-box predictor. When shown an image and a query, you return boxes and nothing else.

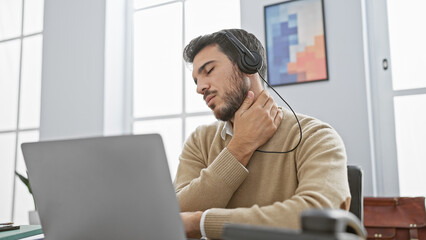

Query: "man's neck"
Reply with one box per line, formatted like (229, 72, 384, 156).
(229, 73, 269, 126)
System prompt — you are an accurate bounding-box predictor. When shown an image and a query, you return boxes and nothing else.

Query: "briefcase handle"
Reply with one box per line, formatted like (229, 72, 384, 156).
(364, 197, 399, 206)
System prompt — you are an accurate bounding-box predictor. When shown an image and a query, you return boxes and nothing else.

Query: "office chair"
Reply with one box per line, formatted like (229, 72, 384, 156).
(347, 165, 363, 222)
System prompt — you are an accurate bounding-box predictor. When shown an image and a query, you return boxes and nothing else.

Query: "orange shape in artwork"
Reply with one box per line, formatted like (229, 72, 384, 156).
(314, 36, 325, 59)
(286, 34, 327, 82)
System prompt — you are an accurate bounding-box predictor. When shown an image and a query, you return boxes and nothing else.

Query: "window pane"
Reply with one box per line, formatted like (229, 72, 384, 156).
(394, 94, 426, 197)
(134, 0, 175, 9)
(0, 40, 20, 131)
(23, 0, 44, 35)
(133, 3, 182, 118)
(19, 35, 43, 129)
(185, 68, 211, 113)
(0, 0, 22, 41)
(185, 115, 216, 140)
(133, 119, 182, 180)
(0, 133, 16, 222)
(184, 0, 240, 112)
(184, 0, 240, 44)
(387, 0, 426, 90)
(13, 130, 39, 225)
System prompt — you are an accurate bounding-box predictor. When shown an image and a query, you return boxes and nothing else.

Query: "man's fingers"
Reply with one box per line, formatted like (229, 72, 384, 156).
(255, 90, 270, 107)
(274, 108, 284, 127)
(270, 105, 278, 116)
(239, 91, 255, 112)
(263, 97, 273, 110)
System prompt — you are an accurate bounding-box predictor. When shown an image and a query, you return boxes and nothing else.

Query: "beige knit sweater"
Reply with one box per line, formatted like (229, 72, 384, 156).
(174, 109, 351, 239)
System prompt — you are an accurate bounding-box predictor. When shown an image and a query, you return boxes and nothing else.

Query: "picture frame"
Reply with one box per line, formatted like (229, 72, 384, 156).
(264, 0, 329, 86)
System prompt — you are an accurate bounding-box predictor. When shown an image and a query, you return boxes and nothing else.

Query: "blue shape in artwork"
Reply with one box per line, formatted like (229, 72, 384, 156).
(270, 71, 298, 86)
(281, 73, 298, 84)
(272, 36, 290, 71)
(270, 69, 281, 85)
(289, 34, 298, 45)
(288, 14, 298, 28)
(266, 11, 300, 85)
(271, 24, 280, 36)
(281, 59, 289, 73)
(273, 36, 289, 54)
(279, 22, 288, 36)
(266, 5, 279, 19)
(280, 22, 297, 36)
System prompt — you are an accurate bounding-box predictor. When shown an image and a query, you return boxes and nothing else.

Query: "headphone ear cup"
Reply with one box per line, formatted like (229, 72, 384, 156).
(239, 51, 262, 74)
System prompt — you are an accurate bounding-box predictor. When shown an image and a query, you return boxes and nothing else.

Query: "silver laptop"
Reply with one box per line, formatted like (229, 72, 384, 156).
(22, 134, 186, 240)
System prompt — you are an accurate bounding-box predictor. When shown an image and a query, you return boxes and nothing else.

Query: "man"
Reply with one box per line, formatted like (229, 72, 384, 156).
(175, 29, 350, 239)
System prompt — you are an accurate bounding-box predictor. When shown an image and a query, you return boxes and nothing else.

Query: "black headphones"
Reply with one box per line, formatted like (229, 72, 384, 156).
(221, 30, 303, 154)
(222, 30, 263, 74)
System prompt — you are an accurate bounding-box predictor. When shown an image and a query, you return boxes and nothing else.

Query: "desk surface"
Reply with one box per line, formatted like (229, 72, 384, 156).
(0, 225, 42, 240)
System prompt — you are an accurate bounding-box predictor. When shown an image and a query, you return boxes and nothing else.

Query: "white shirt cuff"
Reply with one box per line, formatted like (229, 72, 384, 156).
(200, 209, 210, 238)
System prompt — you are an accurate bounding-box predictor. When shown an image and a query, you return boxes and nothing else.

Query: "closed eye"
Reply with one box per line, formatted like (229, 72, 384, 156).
(207, 67, 214, 74)
(194, 60, 215, 85)
(193, 67, 213, 85)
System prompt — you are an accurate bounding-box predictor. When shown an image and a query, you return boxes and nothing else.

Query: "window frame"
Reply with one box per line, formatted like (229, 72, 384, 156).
(363, 0, 426, 196)
(0, 0, 43, 222)
(129, 0, 241, 178)
(131, 0, 213, 144)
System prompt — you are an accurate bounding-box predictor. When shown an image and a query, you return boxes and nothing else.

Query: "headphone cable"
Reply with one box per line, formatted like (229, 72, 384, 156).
(254, 72, 303, 154)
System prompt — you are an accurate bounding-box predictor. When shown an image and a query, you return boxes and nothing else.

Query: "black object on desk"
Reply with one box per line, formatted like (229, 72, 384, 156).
(0, 225, 43, 239)
(0, 226, 20, 232)
(222, 209, 367, 240)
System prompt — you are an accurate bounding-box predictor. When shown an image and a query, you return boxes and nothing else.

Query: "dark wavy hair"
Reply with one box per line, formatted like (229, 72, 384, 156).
(183, 29, 267, 79)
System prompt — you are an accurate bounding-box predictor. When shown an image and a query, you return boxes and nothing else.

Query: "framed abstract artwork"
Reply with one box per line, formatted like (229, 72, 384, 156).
(264, 0, 329, 86)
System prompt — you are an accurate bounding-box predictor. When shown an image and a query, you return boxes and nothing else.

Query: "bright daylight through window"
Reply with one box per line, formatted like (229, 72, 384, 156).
(0, 0, 44, 225)
(387, 0, 426, 197)
(132, 0, 240, 179)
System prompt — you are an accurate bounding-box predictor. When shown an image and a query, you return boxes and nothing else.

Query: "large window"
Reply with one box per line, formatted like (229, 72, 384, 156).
(0, 0, 44, 224)
(386, 0, 426, 197)
(366, 0, 426, 197)
(132, 0, 240, 179)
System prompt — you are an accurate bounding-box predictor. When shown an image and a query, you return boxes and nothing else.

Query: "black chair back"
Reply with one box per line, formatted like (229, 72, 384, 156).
(347, 165, 363, 222)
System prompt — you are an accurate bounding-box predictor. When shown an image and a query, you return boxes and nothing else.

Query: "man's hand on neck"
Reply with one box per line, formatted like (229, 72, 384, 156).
(227, 90, 283, 166)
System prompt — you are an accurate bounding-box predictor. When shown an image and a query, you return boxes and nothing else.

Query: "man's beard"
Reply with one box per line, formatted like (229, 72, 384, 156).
(209, 70, 249, 121)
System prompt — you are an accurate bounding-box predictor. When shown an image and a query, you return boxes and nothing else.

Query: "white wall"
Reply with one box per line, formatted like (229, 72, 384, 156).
(40, 0, 127, 140)
(241, 0, 376, 196)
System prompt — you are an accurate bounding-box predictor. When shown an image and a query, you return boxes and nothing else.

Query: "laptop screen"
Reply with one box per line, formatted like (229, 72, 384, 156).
(22, 134, 186, 240)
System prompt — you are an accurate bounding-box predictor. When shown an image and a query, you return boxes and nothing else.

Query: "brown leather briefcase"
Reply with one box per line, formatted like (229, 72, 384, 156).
(364, 197, 426, 240)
